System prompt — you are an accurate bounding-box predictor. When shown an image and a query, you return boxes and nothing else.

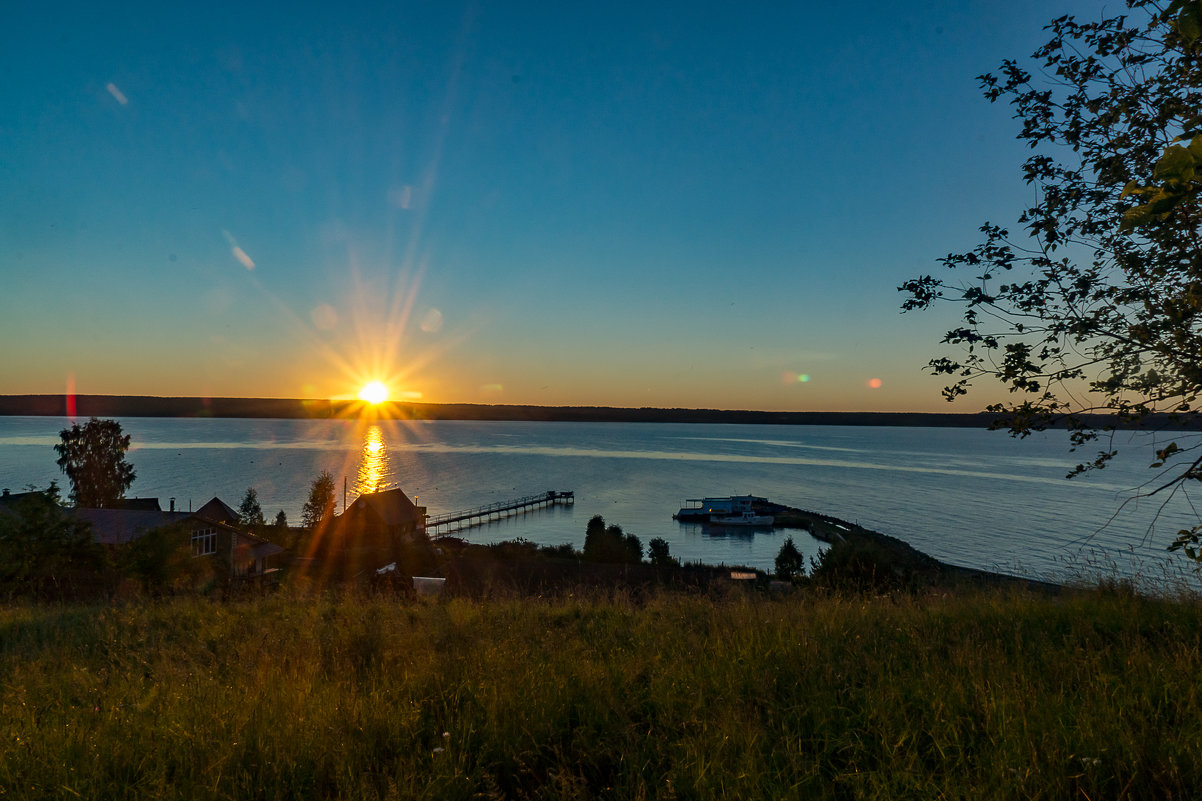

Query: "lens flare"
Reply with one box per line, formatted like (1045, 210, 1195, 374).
(105, 82, 129, 105)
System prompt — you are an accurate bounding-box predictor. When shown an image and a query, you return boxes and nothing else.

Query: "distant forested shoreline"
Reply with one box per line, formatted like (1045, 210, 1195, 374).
(2, 394, 1199, 430)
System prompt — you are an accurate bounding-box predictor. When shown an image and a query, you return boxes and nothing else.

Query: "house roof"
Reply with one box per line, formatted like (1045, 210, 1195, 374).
(240, 532, 285, 559)
(77, 497, 245, 546)
(347, 487, 423, 525)
(75, 509, 195, 545)
(3, 491, 163, 516)
(0, 488, 53, 519)
(195, 497, 240, 525)
(0, 488, 47, 508)
(108, 497, 162, 511)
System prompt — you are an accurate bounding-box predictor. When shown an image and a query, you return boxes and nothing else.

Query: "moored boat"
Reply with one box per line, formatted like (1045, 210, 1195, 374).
(707, 510, 775, 527)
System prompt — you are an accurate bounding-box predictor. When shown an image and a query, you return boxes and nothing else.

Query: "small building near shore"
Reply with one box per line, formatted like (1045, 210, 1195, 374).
(300, 488, 429, 582)
(77, 497, 283, 582)
(336, 487, 427, 547)
(0, 487, 52, 515)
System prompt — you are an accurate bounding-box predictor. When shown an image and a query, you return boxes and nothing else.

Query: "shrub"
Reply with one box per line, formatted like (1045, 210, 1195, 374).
(0, 483, 111, 600)
(810, 537, 940, 592)
(774, 537, 804, 580)
(648, 537, 679, 568)
(583, 516, 642, 564)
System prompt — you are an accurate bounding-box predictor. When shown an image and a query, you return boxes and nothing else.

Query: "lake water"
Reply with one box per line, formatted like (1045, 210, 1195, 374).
(2, 416, 1199, 583)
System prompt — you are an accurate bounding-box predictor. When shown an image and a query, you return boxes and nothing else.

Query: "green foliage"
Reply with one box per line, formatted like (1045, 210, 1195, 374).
(774, 536, 804, 580)
(4, 590, 1202, 799)
(582, 515, 643, 564)
(274, 509, 288, 529)
(809, 538, 938, 592)
(483, 538, 540, 561)
(1170, 525, 1202, 564)
(238, 487, 266, 527)
(899, 0, 1202, 561)
(647, 537, 678, 567)
(538, 542, 581, 560)
(119, 524, 208, 595)
(301, 471, 336, 530)
(1122, 0, 1202, 228)
(0, 483, 108, 600)
(53, 418, 136, 508)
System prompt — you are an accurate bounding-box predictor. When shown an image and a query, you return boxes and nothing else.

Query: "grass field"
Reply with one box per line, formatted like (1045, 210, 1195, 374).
(3, 585, 1201, 800)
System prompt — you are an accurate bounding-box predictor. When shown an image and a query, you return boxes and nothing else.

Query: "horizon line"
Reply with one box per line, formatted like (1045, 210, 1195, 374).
(0, 393, 1177, 431)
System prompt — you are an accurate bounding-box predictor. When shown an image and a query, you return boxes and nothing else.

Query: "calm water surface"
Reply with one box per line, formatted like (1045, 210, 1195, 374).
(2, 416, 1199, 581)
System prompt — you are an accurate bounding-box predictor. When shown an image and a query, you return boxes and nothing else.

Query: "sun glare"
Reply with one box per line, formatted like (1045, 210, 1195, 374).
(358, 381, 390, 404)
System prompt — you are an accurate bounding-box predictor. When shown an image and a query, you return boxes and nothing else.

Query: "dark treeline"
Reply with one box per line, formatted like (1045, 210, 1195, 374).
(2, 394, 1201, 430)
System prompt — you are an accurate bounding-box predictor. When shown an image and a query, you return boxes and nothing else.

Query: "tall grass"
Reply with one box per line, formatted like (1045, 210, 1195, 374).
(2, 587, 1201, 799)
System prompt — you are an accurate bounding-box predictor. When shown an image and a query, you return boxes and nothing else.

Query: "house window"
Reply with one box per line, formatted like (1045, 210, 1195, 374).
(192, 527, 217, 556)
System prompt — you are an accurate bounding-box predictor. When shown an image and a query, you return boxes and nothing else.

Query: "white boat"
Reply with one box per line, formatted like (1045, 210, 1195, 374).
(708, 510, 775, 527)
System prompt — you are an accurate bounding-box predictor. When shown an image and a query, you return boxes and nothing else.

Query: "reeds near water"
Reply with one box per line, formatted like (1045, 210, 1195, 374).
(3, 586, 1201, 799)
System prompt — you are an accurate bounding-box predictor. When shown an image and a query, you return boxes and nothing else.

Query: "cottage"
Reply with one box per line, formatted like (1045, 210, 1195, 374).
(337, 487, 427, 545)
(77, 496, 283, 581)
(301, 487, 428, 582)
(107, 497, 164, 511)
(0, 487, 50, 514)
(193, 496, 240, 526)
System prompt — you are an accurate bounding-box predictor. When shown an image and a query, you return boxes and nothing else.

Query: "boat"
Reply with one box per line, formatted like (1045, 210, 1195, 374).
(707, 510, 775, 527)
(674, 495, 769, 521)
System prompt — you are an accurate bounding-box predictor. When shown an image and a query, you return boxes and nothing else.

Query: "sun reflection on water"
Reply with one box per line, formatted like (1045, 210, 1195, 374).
(354, 424, 390, 496)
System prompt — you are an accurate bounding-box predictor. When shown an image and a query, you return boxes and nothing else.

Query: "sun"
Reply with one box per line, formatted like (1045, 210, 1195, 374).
(357, 381, 390, 405)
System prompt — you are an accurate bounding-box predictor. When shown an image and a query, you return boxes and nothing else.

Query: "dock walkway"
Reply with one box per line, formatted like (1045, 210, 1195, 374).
(427, 490, 574, 536)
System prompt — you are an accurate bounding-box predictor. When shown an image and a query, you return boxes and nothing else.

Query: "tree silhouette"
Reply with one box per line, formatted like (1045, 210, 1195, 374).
(301, 471, 337, 530)
(54, 418, 136, 508)
(238, 487, 266, 527)
(582, 515, 643, 564)
(647, 537, 678, 567)
(0, 482, 106, 599)
(775, 537, 804, 581)
(899, 0, 1202, 559)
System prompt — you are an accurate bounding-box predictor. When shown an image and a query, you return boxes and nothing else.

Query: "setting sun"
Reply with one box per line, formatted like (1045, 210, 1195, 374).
(357, 381, 390, 404)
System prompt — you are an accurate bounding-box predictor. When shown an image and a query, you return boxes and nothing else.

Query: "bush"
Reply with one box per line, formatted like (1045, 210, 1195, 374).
(648, 537, 679, 568)
(120, 524, 208, 595)
(0, 484, 112, 600)
(583, 516, 642, 564)
(809, 537, 940, 592)
(774, 537, 804, 580)
(539, 543, 581, 560)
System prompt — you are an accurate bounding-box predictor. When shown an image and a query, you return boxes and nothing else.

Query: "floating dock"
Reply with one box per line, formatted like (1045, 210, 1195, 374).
(426, 490, 574, 536)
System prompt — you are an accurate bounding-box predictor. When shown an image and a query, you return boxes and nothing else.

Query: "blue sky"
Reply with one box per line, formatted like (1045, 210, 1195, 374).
(2, 0, 1106, 411)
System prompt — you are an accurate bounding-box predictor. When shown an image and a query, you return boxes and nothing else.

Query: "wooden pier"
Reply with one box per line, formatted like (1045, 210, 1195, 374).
(426, 490, 574, 536)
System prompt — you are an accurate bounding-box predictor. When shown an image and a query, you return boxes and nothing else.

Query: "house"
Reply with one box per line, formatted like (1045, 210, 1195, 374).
(107, 497, 164, 511)
(302, 488, 428, 581)
(194, 496, 240, 525)
(76, 496, 283, 582)
(337, 487, 427, 545)
(0, 487, 51, 515)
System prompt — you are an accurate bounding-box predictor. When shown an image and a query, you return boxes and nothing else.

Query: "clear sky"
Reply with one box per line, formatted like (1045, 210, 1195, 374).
(2, 0, 1106, 412)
